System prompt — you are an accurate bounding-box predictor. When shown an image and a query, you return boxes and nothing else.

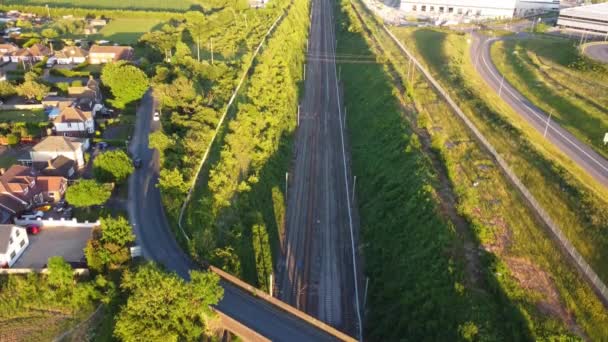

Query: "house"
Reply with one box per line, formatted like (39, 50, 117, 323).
(10, 48, 32, 63)
(88, 45, 133, 64)
(53, 107, 94, 136)
(68, 76, 101, 105)
(0, 165, 67, 215)
(41, 155, 76, 178)
(42, 96, 76, 111)
(0, 42, 18, 61)
(0, 225, 29, 268)
(30, 135, 89, 169)
(27, 43, 52, 62)
(88, 19, 107, 26)
(55, 46, 88, 65)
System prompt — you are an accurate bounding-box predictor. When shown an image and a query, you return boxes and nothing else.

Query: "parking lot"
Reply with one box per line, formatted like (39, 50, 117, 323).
(13, 226, 92, 268)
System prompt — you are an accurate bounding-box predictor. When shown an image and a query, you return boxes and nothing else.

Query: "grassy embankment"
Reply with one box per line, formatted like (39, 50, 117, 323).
(491, 36, 608, 158)
(346, 0, 608, 339)
(181, 0, 308, 289)
(386, 26, 608, 339)
(90, 18, 164, 44)
(339, 1, 532, 341)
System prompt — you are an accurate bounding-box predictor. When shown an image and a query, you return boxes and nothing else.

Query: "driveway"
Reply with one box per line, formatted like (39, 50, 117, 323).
(13, 227, 92, 268)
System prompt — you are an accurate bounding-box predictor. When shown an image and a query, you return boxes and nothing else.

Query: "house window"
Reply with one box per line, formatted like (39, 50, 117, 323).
(412, 5, 417, 11)
(67, 122, 72, 128)
(457, 8, 463, 14)
(20, 239, 25, 247)
(448, 7, 453, 13)
(9, 237, 13, 245)
(10, 251, 15, 259)
(430, 6, 434, 12)
(476, 10, 481, 16)
(439, 6, 444, 13)
(15, 230, 19, 237)
(421, 5, 426, 11)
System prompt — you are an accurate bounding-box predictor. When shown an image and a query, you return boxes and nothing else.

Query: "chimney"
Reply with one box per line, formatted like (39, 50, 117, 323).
(0, 168, 4, 175)
(47, 159, 53, 168)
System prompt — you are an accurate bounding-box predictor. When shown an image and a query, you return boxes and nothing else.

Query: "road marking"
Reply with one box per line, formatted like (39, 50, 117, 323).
(480, 38, 608, 175)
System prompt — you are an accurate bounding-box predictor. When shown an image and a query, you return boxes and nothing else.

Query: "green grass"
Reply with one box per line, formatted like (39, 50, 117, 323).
(0, 110, 47, 123)
(89, 18, 164, 44)
(386, 26, 608, 339)
(5, 0, 203, 11)
(0, 154, 18, 169)
(491, 36, 608, 158)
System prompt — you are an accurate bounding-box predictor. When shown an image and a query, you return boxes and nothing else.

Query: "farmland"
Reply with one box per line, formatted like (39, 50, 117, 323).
(4, 0, 204, 11)
(90, 18, 164, 44)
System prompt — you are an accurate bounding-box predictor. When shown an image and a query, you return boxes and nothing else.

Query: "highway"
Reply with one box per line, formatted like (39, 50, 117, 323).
(127, 92, 343, 341)
(278, 0, 362, 338)
(470, 32, 608, 187)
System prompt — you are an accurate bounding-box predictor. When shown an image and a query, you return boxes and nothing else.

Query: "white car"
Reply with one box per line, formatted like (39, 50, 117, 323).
(20, 211, 44, 220)
(153, 111, 160, 121)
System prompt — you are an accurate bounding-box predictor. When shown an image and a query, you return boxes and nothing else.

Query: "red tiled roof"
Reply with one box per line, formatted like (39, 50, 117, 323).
(53, 107, 92, 123)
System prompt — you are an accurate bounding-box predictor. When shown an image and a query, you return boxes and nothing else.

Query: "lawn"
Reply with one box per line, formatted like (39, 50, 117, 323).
(491, 36, 608, 158)
(0, 110, 47, 123)
(5, 0, 203, 11)
(89, 18, 164, 44)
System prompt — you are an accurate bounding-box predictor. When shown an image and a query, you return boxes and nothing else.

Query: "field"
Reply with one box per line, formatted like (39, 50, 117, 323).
(4, 0, 203, 11)
(490, 36, 608, 158)
(90, 18, 164, 44)
(0, 110, 47, 123)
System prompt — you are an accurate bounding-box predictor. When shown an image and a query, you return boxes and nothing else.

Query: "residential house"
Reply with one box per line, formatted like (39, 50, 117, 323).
(41, 155, 76, 178)
(0, 165, 67, 216)
(88, 45, 133, 64)
(30, 135, 88, 170)
(42, 96, 76, 111)
(27, 43, 52, 62)
(68, 76, 102, 106)
(55, 46, 88, 65)
(0, 225, 29, 268)
(53, 107, 94, 136)
(10, 48, 32, 63)
(0, 43, 18, 62)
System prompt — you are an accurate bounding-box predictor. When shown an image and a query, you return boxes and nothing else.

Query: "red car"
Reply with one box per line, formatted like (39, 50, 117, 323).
(26, 224, 41, 235)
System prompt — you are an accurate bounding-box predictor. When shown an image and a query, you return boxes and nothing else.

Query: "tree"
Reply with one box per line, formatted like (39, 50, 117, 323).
(100, 215, 135, 247)
(47, 256, 73, 291)
(0, 81, 16, 99)
(252, 223, 272, 291)
(93, 150, 134, 184)
(15, 72, 50, 101)
(65, 180, 111, 208)
(113, 263, 223, 341)
(101, 62, 149, 109)
(41, 28, 59, 40)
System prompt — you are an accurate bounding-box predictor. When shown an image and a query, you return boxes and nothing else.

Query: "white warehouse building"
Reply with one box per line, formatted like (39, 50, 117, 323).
(400, 0, 559, 20)
(557, 2, 608, 35)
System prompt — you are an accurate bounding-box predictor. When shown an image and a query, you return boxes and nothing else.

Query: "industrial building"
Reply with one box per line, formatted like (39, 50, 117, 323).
(399, 0, 559, 20)
(557, 2, 608, 35)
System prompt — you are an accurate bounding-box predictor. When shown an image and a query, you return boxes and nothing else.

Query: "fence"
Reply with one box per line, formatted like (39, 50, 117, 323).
(0, 104, 44, 110)
(368, 13, 608, 304)
(13, 218, 100, 228)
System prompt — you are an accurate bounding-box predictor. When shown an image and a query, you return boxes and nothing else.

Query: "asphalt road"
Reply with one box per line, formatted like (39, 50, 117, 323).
(127, 92, 340, 341)
(278, 0, 362, 337)
(584, 43, 608, 64)
(471, 32, 608, 187)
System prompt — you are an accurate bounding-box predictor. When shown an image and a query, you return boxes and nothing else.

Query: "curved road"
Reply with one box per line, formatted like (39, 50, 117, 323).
(127, 92, 341, 341)
(471, 32, 608, 187)
(584, 43, 608, 64)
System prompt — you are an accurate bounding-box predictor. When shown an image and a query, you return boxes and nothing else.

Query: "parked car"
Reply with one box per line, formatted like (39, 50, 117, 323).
(19, 211, 44, 220)
(97, 141, 109, 150)
(153, 111, 160, 121)
(26, 224, 41, 235)
(46, 57, 57, 67)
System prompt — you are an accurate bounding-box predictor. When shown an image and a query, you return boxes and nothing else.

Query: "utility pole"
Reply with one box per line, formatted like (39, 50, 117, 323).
(498, 74, 505, 97)
(269, 273, 273, 296)
(543, 111, 552, 138)
(303, 64, 306, 80)
(352, 175, 357, 202)
(285, 172, 289, 199)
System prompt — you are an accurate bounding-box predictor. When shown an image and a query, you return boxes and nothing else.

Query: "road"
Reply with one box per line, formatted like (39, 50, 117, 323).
(278, 0, 362, 338)
(584, 43, 608, 64)
(470, 32, 608, 187)
(127, 92, 342, 341)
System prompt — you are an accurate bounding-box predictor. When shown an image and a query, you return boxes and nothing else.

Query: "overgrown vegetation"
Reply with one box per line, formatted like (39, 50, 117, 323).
(180, 0, 308, 289)
(491, 36, 608, 158)
(345, 0, 608, 339)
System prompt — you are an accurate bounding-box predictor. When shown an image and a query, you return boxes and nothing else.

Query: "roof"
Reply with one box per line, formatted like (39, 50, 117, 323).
(68, 86, 96, 99)
(89, 45, 133, 59)
(56, 46, 88, 59)
(12, 48, 32, 57)
(0, 193, 26, 214)
(32, 136, 85, 153)
(0, 43, 18, 52)
(27, 43, 51, 56)
(42, 155, 75, 177)
(0, 165, 35, 195)
(36, 175, 67, 193)
(53, 107, 92, 123)
(42, 96, 76, 110)
(559, 2, 608, 22)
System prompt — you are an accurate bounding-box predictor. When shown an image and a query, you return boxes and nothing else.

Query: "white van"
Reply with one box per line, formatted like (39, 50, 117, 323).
(19, 211, 44, 220)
